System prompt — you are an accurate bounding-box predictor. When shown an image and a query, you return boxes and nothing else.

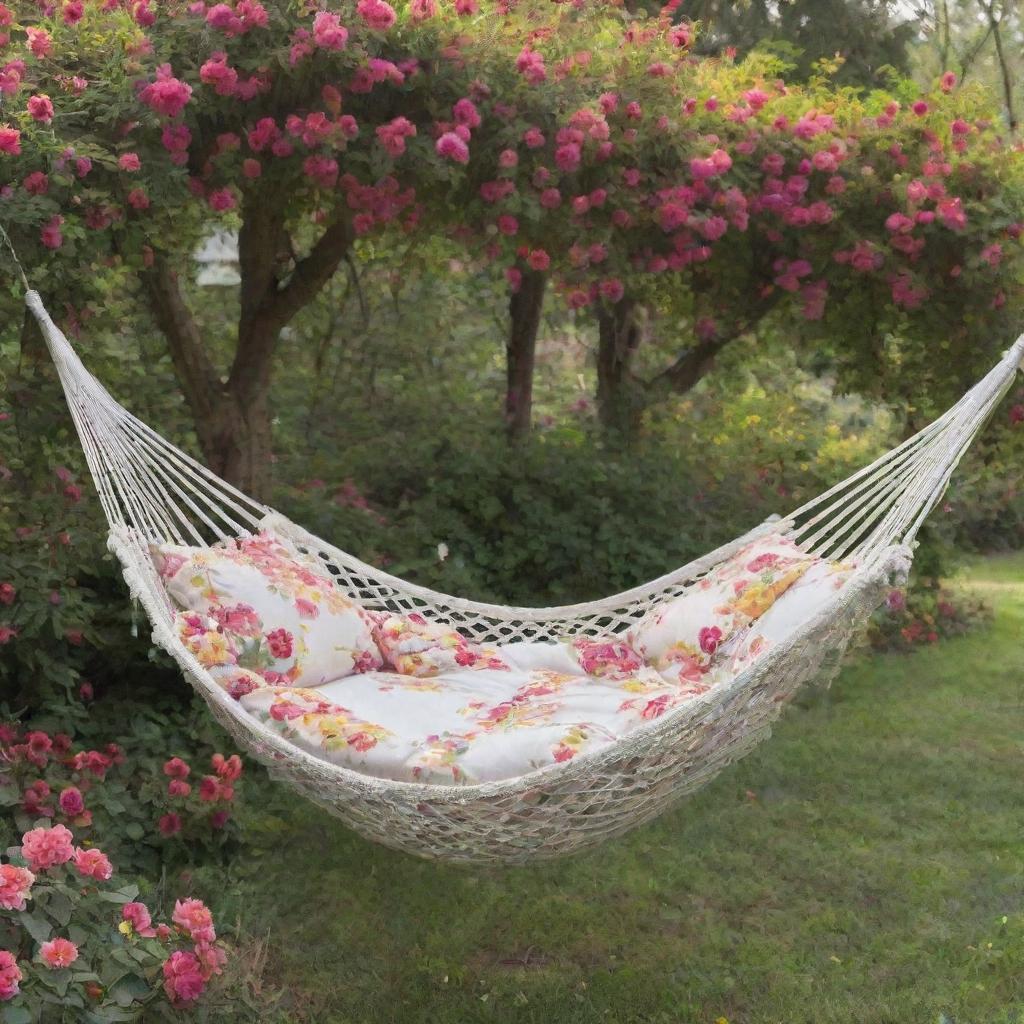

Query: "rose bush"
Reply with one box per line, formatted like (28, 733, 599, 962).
(867, 581, 990, 651)
(0, 821, 228, 1020)
(0, 709, 248, 881)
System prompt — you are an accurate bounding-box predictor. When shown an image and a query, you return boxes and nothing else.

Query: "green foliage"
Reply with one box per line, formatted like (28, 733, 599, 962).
(691, 0, 916, 88)
(0, 694, 248, 879)
(945, 385, 1024, 552)
(272, 307, 897, 604)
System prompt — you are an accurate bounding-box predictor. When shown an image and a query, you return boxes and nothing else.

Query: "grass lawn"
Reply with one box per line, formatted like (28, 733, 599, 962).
(218, 554, 1024, 1024)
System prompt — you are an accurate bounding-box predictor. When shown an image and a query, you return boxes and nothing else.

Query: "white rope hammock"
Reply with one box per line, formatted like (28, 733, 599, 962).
(23, 286, 1024, 863)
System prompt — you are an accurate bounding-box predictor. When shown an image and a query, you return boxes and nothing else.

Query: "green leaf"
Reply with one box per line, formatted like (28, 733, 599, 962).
(1, 1005, 33, 1024)
(50, 967, 72, 999)
(123, 823, 144, 841)
(18, 910, 52, 943)
(46, 890, 73, 927)
(110, 973, 150, 1008)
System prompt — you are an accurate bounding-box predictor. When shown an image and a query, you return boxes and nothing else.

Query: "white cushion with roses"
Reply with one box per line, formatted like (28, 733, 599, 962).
(155, 532, 382, 688)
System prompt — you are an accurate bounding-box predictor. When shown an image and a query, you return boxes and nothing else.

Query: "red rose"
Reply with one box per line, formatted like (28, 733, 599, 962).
(698, 626, 723, 655)
(266, 628, 293, 659)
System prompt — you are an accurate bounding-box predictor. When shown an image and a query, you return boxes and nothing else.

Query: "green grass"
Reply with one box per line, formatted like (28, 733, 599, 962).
(217, 554, 1024, 1024)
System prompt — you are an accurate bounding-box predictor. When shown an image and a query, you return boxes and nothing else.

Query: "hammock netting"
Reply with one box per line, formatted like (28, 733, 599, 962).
(24, 288, 1024, 864)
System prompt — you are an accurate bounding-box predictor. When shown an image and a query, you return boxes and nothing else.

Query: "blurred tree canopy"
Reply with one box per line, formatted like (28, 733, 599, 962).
(686, 0, 916, 87)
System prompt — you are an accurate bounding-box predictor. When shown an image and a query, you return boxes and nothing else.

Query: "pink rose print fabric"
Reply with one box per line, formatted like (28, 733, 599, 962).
(239, 653, 728, 784)
(724, 557, 857, 674)
(165, 530, 854, 786)
(156, 531, 381, 687)
(371, 612, 509, 677)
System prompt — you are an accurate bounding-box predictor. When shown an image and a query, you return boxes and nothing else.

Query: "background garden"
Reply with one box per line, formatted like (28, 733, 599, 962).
(1, 0, 1023, 1019)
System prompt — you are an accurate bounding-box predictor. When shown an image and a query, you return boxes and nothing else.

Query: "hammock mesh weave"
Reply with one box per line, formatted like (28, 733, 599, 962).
(26, 288, 1024, 864)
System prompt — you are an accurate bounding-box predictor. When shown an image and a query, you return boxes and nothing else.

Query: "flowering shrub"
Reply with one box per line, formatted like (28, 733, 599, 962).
(0, 711, 247, 880)
(0, 822, 227, 1019)
(867, 581, 990, 652)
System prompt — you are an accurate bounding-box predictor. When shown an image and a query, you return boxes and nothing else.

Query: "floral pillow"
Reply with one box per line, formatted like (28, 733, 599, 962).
(156, 532, 382, 687)
(208, 664, 266, 701)
(372, 612, 509, 678)
(725, 558, 856, 674)
(629, 533, 817, 677)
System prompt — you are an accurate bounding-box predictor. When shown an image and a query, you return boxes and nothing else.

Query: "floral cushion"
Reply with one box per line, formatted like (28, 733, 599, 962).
(157, 532, 381, 687)
(239, 655, 727, 785)
(372, 612, 510, 677)
(629, 533, 817, 679)
(725, 558, 856, 674)
(208, 664, 267, 701)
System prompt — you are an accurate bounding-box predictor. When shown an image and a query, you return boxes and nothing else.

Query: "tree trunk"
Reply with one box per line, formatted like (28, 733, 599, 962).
(141, 201, 355, 501)
(596, 298, 646, 441)
(505, 268, 547, 441)
(981, 1, 1017, 130)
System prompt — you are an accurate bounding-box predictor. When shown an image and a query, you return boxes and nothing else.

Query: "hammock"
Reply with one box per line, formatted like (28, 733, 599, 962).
(23, 287, 1024, 864)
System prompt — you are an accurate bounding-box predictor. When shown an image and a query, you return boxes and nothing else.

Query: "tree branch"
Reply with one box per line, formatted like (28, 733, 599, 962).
(263, 215, 356, 331)
(238, 190, 288, 329)
(227, 213, 355, 403)
(645, 293, 782, 396)
(978, 0, 1017, 129)
(140, 254, 222, 423)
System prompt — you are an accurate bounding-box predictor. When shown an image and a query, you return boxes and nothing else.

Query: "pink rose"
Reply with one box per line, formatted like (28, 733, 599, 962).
(312, 10, 348, 50)
(0, 951, 21, 1001)
(198, 775, 221, 802)
(172, 897, 216, 943)
(158, 813, 182, 837)
(435, 131, 469, 164)
(163, 950, 206, 1006)
(0, 865, 34, 911)
(208, 187, 236, 211)
(123, 901, 156, 937)
(40, 213, 64, 250)
(21, 824, 74, 871)
(0, 126, 20, 155)
(39, 938, 78, 969)
(212, 753, 242, 781)
(27, 93, 53, 123)
(140, 65, 192, 116)
(26, 26, 52, 57)
(23, 170, 47, 195)
(58, 787, 84, 816)
(73, 846, 113, 881)
(118, 152, 141, 172)
(356, 0, 396, 30)
(163, 757, 190, 779)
